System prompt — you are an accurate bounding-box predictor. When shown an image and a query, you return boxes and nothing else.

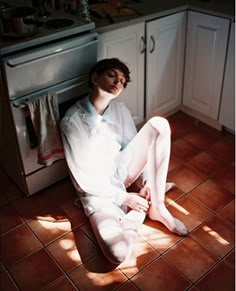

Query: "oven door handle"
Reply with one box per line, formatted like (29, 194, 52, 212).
(12, 78, 86, 109)
(12, 102, 28, 109)
(5, 39, 97, 68)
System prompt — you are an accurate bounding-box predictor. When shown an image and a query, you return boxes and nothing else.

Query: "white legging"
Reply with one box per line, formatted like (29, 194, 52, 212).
(89, 116, 186, 264)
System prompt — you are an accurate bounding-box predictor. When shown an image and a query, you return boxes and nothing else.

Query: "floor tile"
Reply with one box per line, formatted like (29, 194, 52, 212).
(211, 164, 235, 194)
(164, 236, 219, 282)
(0, 261, 5, 272)
(192, 216, 235, 257)
(60, 198, 88, 227)
(187, 152, 228, 177)
(0, 224, 42, 267)
(12, 193, 56, 222)
(131, 257, 191, 290)
(168, 112, 196, 139)
(165, 187, 186, 207)
(224, 249, 235, 269)
(69, 255, 127, 290)
(0, 203, 24, 235)
(217, 200, 235, 226)
(44, 276, 78, 290)
(47, 228, 98, 273)
(9, 249, 64, 290)
(168, 165, 206, 193)
(116, 280, 139, 290)
(0, 271, 19, 291)
(187, 286, 201, 291)
(171, 139, 201, 161)
(167, 195, 212, 232)
(196, 260, 235, 291)
(80, 222, 98, 245)
(0, 111, 234, 291)
(207, 138, 235, 164)
(0, 171, 24, 202)
(188, 180, 235, 212)
(183, 122, 221, 149)
(44, 178, 76, 205)
(27, 206, 72, 245)
(0, 192, 8, 208)
(168, 154, 184, 172)
(139, 219, 182, 253)
(119, 234, 159, 278)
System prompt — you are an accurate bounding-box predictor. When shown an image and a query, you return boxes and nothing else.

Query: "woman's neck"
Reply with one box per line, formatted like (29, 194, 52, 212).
(89, 91, 112, 115)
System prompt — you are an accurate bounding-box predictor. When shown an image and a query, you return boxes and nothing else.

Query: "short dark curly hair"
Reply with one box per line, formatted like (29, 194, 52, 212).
(88, 58, 131, 88)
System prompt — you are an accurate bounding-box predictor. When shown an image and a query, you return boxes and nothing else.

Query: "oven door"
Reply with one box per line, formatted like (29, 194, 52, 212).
(11, 76, 89, 175)
(2, 32, 97, 100)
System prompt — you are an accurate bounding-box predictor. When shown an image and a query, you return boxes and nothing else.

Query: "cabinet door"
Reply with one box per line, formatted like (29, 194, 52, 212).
(219, 22, 235, 132)
(183, 11, 229, 120)
(146, 12, 186, 117)
(98, 22, 145, 125)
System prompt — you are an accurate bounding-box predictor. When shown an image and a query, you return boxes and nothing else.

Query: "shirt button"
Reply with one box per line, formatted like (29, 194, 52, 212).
(88, 206, 93, 212)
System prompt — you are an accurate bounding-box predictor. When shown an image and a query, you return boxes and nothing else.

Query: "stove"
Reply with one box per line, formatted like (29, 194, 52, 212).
(0, 9, 95, 56)
(0, 5, 98, 196)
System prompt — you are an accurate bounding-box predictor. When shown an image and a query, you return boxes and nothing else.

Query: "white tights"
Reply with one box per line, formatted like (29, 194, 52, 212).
(89, 117, 187, 264)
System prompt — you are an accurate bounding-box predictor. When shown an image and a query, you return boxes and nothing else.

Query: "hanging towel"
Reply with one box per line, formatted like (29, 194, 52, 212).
(26, 93, 64, 166)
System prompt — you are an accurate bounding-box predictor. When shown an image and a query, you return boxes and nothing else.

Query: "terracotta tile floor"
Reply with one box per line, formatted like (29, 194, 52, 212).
(0, 111, 235, 290)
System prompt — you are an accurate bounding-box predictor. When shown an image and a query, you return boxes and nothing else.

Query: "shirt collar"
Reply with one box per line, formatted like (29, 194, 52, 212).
(76, 96, 115, 130)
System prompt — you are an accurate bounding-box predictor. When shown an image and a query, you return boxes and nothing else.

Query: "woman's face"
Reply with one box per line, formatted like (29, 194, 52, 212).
(92, 68, 126, 97)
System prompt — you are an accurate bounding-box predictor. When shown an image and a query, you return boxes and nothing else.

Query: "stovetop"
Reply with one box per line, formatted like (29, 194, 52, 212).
(0, 10, 95, 56)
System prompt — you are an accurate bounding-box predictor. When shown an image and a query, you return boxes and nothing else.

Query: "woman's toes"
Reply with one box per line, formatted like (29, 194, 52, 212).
(173, 218, 188, 236)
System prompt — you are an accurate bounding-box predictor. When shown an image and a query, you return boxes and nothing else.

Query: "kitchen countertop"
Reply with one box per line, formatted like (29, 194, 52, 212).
(92, 0, 235, 33)
(0, 0, 234, 56)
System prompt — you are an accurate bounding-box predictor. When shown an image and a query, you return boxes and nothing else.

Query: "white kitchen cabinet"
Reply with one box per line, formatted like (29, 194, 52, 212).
(146, 12, 186, 118)
(219, 21, 235, 132)
(183, 11, 230, 121)
(97, 22, 145, 125)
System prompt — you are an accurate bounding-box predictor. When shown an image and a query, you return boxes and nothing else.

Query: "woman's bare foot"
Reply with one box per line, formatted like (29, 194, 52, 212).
(148, 204, 188, 236)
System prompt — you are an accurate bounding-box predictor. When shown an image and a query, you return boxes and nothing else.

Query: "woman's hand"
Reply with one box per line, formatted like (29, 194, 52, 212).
(124, 186, 151, 212)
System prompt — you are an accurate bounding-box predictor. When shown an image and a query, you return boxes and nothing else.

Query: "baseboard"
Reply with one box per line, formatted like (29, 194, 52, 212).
(180, 105, 223, 131)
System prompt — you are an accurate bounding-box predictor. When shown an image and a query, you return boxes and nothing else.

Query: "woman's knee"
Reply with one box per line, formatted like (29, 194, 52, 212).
(105, 241, 130, 264)
(148, 116, 171, 136)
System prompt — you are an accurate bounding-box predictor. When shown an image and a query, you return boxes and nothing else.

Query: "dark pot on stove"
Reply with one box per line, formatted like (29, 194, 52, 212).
(0, 6, 39, 35)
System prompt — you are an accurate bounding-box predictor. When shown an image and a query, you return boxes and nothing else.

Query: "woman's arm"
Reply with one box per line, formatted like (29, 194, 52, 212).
(60, 116, 128, 207)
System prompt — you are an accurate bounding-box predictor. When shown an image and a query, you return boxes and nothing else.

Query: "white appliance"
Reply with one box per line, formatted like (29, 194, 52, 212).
(0, 9, 97, 196)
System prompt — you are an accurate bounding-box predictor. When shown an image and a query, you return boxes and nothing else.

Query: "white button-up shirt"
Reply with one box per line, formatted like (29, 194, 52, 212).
(60, 96, 145, 216)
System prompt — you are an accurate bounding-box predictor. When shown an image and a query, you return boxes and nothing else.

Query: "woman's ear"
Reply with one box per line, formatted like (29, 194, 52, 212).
(91, 72, 98, 86)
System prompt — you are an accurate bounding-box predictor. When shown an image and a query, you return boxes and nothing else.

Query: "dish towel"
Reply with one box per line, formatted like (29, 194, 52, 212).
(26, 93, 64, 166)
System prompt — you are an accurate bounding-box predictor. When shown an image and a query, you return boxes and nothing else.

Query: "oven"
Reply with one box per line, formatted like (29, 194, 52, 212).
(0, 31, 97, 196)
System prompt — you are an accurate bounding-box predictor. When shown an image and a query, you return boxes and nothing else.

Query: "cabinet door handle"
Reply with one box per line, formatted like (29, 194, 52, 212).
(140, 35, 146, 54)
(149, 35, 156, 53)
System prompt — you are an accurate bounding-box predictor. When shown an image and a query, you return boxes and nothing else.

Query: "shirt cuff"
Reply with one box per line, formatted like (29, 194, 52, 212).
(114, 189, 128, 206)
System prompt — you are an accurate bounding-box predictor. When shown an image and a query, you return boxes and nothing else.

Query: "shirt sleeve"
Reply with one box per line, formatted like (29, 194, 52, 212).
(119, 102, 137, 149)
(60, 116, 128, 207)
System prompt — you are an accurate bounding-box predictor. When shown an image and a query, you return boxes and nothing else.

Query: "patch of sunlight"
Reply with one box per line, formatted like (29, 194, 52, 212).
(165, 197, 174, 205)
(86, 270, 120, 286)
(59, 238, 81, 262)
(59, 238, 74, 250)
(67, 249, 81, 262)
(36, 214, 68, 222)
(155, 235, 173, 247)
(203, 225, 230, 245)
(36, 219, 71, 231)
(171, 201, 190, 215)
